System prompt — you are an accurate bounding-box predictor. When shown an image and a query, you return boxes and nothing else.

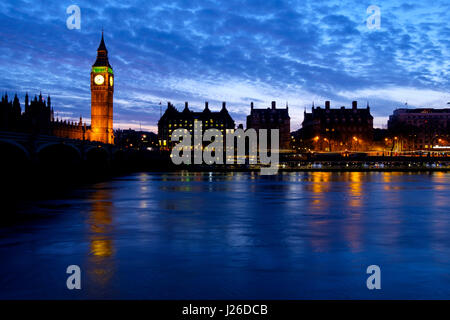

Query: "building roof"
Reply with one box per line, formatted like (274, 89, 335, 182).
(249, 108, 290, 118)
(247, 102, 290, 124)
(92, 32, 112, 68)
(392, 108, 450, 114)
(303, 101, 373, 125)
(158, 102, 235, 125)
(97, 32, 107, 52)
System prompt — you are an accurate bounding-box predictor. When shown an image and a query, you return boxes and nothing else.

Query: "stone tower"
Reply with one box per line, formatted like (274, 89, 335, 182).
(90, 32, 114, 144)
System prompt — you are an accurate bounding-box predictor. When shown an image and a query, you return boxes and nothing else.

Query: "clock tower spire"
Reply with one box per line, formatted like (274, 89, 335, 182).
(90, 31, 114, 144)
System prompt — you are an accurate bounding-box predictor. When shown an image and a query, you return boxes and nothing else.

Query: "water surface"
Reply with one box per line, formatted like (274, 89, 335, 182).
(0, 171, 449, 299)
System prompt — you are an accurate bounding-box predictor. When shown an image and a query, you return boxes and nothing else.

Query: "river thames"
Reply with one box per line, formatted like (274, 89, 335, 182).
(0, 171, 449, 299)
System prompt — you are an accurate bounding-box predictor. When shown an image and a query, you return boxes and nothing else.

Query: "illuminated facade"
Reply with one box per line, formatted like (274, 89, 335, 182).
(388, 108, 450, 151)
(157, 101, 235, 150)
(302, 101, 373, 152)
(246, 101, 291, 151)
(90, 32, 114, 144)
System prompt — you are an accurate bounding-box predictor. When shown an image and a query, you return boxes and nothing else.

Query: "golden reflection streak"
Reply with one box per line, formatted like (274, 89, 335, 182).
(86, 186, 115, 288)
(383, 172, 405, 191)
(311, 171, 331, 195)
(343, 172, 364, 252)
(348, 171, 362, 209)
(306, 172, 332, 251)
(431, 172, 449, 250)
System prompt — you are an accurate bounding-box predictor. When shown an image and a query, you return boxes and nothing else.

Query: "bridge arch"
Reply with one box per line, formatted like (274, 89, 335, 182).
(0, 139, 31, 160)
(0, 140, 31, 174)
(85, 146, 111, 169)
(37, 142, 82, 169)
(36, 142, 81, 158)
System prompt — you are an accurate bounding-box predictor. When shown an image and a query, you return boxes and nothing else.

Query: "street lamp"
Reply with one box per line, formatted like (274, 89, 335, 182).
(352, 136, 359, 151)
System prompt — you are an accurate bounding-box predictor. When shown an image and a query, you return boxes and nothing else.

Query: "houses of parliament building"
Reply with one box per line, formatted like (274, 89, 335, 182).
(0, 32, 114, 144)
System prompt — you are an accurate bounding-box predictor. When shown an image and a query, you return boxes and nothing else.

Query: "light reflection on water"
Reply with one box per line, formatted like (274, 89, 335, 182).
(86, 187, 115, 292)
(0, 171, 449, 299)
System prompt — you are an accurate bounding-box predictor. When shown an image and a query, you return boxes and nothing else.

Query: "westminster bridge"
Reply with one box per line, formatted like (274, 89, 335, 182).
(1, 130, 449, 175)
(0, 131, 117, 170)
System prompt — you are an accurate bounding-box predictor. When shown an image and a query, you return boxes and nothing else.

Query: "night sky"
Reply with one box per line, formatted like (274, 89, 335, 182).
(1, 0, 449, 132)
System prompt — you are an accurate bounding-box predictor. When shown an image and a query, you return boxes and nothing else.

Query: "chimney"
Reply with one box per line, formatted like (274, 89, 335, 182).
(205, 101, 209, 109)
(222, 101, 226, 109)
(185, 101, 188, 108)
(325, 101, 330, 109)
(251, 102, 254, 110)
(352, 101, 357, 109)
(271, 101, 276, 109)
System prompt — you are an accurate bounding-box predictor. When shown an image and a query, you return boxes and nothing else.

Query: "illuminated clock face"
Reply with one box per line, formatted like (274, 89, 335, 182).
(109, 76, 114, 86)
(94, 74, 104, 85)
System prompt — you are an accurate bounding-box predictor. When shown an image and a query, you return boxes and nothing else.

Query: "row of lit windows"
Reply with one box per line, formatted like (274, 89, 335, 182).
(406, 115, 450, 119)
(324, 118, 370, 122)
(158, 139, 239, 149)
(250, 118, 286, 123)
(166, 119, 227, 123)
(168, 123, 228, 128)
(406, 120, 447, 125)
(323, 127, 368, 132)
(166, 129, 236, 137)
(163, 128, 235, 133)
(168, 124, 227, 127)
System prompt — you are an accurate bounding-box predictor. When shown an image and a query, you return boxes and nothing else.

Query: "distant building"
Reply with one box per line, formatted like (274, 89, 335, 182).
(157, 101, 235, 149)
(115, 129, 158, 151)
(246, 101, 290, 151)
(388, 108, 450, 151)
(301, 101, 373, 152)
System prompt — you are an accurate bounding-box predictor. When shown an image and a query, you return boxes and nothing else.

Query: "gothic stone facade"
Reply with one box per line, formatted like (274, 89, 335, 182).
(0, 92, 89, 139)
(0, 33, 114, 144)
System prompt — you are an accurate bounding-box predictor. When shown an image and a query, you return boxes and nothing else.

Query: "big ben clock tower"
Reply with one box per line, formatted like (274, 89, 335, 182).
(90, 31, 114, 144)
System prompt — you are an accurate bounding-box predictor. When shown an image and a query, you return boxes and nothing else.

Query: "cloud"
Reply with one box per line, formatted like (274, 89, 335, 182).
(0, 0, 449, 131)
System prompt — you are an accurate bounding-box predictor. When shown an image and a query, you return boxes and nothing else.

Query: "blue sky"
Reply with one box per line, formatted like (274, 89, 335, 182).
(0, 0, 449, 131)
